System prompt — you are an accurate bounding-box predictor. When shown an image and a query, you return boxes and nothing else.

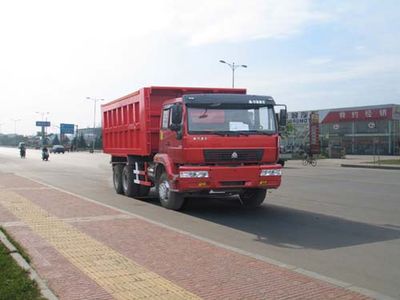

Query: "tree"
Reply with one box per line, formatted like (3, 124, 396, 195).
(280, 121, 297, 153)
(77, 134, 87, 148)
(52, 135, 60, 146)
(61, 135, 70, 144)
(283, 122, 296, 137)
(95, 133, 103, 149)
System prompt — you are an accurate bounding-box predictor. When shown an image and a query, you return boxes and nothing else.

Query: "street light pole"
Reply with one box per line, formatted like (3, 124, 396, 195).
(86, 97, 104, 153)
(11, 119, 21, 135)
(219, 60, 247, 88)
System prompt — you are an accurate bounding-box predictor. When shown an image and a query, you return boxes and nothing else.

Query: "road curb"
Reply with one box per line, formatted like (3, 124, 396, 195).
(18, 174, 397, 300)
(0, 230, 58, 300)
(341, 164, 400, 170)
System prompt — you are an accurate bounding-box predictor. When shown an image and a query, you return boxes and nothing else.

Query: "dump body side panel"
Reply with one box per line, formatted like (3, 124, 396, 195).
(102, 88, 151, 157)
(102, 86, 246, 157)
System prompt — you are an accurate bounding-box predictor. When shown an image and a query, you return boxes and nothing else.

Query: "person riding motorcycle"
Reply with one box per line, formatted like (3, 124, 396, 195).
(18, 142, 26, 158)
(42, 146, 49, 161)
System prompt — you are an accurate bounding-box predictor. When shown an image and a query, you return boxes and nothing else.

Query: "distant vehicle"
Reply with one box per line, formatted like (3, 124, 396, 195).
(50, 145, 65, 154)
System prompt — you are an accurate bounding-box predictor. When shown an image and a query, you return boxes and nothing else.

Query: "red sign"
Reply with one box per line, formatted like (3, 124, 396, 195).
(322, 108, 393, 123)
(309, 112, 320, 154)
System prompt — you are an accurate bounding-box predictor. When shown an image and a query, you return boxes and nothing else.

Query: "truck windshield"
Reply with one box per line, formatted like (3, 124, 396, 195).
(187, 106, 276, 134)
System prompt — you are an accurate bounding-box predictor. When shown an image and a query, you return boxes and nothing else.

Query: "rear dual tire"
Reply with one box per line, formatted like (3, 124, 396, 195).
(122, 165, 139, 197)
(113, 164, 124, 194)
(113, 163, 150, 197)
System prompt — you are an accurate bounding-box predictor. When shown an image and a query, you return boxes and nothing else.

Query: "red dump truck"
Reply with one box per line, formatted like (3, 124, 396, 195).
(102, 86, 287, 210)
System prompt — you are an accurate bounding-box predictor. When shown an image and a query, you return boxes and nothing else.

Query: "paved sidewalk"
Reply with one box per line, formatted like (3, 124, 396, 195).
(0, 172, 372, 300)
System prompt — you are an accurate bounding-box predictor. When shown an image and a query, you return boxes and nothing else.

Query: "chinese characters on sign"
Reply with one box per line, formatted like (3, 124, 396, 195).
(322, 108, 392, 123)
(289, 111, 309, 124)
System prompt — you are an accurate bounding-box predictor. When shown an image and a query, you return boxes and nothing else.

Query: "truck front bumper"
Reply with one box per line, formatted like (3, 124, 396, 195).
(174, 164, 282, 192)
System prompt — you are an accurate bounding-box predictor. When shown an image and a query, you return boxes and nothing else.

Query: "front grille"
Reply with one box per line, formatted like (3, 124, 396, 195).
(204, 149, 264, 163)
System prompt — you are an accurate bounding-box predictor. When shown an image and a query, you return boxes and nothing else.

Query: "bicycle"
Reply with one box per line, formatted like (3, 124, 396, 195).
(302, 156, 317, 167)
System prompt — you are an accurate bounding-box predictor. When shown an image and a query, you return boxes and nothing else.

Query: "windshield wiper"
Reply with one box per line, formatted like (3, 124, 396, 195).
(213, 131, 251, 136)
(238, 130, 274, 135)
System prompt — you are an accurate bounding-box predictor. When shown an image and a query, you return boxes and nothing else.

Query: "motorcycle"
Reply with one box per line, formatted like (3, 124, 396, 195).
(20, 148, 26, 158)
(42, 149, 49, 161)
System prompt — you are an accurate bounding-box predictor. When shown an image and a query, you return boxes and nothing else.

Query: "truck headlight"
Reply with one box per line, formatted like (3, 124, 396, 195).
(179, 171, 209, 178)
(260, 169, 281, 176)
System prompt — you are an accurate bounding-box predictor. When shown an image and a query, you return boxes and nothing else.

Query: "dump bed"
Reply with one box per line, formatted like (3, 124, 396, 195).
(102, 86, 246, 157)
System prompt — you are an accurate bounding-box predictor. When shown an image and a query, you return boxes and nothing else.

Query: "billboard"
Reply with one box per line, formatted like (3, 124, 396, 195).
(36, 121, 50, 127)
(60, 123, 75, 134)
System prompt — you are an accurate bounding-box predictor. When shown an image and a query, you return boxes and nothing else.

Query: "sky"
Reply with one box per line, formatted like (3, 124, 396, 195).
(0, 0, 399, 135)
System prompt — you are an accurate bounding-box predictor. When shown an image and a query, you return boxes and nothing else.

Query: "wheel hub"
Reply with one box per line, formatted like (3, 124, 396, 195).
(159, 180, 170, 201)
(122, 172, 128, 190)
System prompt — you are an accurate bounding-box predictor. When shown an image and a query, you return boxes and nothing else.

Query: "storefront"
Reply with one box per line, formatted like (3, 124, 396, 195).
(285, 104, 400, 155)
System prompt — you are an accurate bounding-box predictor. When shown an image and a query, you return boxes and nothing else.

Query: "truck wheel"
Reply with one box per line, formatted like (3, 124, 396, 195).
(158, 173, 184, 210)
(122, 165, 140, 197)
(113, 164, 124, 194)
(239, 189, 266, 208)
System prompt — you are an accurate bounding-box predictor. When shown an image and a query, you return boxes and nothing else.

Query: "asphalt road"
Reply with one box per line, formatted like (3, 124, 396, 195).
(1, 147, 399, 298)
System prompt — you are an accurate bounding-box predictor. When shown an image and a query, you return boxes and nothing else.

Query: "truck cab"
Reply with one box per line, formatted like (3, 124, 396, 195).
(152, 94, 286, 209)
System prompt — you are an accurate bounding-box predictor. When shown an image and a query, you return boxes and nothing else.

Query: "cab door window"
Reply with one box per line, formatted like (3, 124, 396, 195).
(162, 107, 170, 129)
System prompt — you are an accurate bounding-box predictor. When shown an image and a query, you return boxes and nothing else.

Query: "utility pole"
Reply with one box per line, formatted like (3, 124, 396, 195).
(12, 119, 21, 135)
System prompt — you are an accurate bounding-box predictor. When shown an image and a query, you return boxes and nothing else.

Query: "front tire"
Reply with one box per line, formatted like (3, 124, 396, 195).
(113, 164, 124, 194)
(157, 173, 185, 210)
(239, 189, 266, 208)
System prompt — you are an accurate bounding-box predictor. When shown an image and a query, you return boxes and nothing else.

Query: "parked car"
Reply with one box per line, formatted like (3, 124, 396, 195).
(50, 145, 65, 154)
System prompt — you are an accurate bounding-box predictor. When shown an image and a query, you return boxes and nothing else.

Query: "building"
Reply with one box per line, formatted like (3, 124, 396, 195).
(285, 104, 400, 155)
(76, 127, 101, 142)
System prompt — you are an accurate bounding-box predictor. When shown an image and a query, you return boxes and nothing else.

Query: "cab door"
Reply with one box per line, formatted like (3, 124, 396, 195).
(159, 103, 183, 162)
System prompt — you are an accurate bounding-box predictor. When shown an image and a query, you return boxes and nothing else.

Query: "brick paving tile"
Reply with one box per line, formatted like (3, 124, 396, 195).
(75, 219, 369, 299)
(0, 172, 372, 300)
(0, 204, 19, 223)
(0, 173, 43, 189)
(5, 225, 113, 300)
(15, 188, 118, 219)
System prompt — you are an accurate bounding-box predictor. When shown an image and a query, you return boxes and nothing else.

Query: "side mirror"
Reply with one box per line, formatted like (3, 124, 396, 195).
(171, 104, 182, 125)
(279, 109, 287, 127)
(169, 105, 183, 138)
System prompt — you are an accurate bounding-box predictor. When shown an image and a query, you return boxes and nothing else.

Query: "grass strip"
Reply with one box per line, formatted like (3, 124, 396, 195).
(368, 159, 400, 165)
(0, 227, 30, 263)
(0, 241, 45, 300)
